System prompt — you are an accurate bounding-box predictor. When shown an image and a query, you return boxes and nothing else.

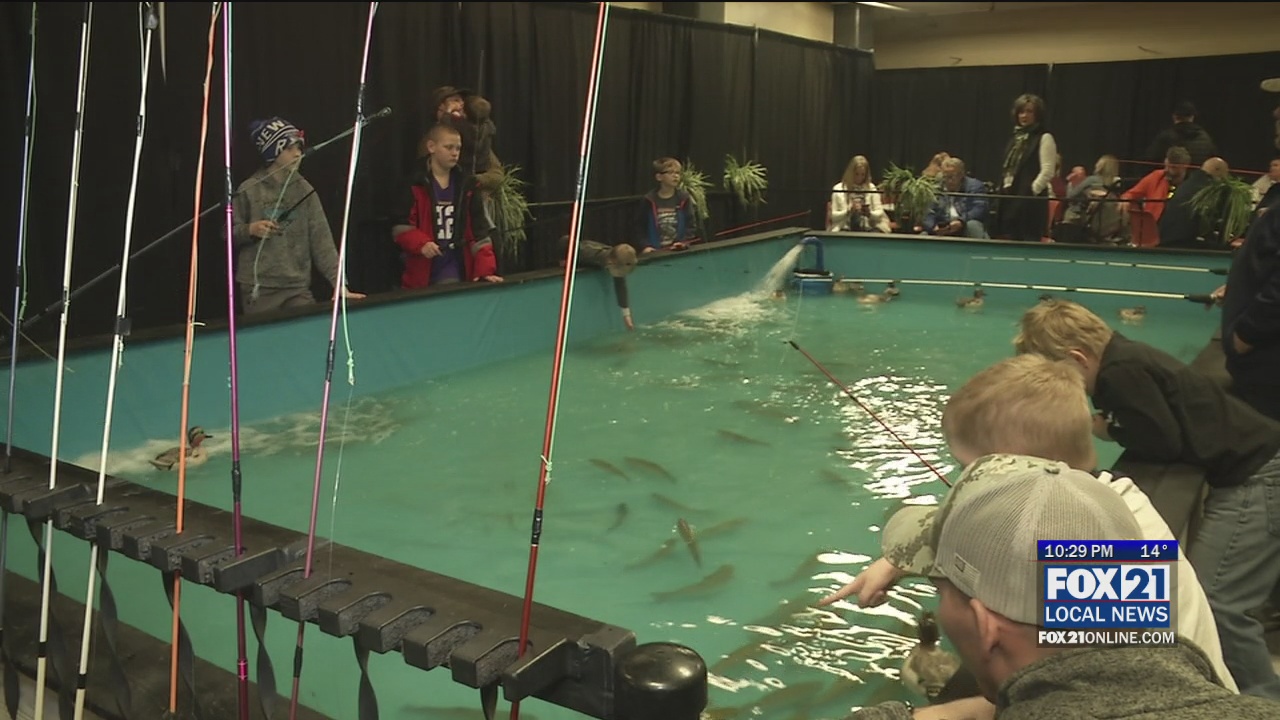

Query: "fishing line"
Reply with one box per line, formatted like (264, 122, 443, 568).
(34, 3, 94, 718)
(1, 4, 38, 716)
(786, 340, 951, 488)
(288, 4, 377, 718)
(74, 5, 157, 718)
(162, 2, 217, 717)
(510, 4, 609, 720)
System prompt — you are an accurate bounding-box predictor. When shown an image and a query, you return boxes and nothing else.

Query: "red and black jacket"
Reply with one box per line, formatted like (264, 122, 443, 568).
(392, 167, 497, 289)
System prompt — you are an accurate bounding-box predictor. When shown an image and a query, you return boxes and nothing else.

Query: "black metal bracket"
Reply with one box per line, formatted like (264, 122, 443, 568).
(0, 446, 708, 719)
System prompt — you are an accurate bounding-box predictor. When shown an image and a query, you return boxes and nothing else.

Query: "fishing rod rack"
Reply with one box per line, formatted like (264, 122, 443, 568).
(0, 446, 706, 720)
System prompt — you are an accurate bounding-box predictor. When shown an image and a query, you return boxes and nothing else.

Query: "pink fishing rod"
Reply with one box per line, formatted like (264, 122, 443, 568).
(287, 4, 378, 718)
(511, 4, 610, 720)
(219, 3, 251, 718)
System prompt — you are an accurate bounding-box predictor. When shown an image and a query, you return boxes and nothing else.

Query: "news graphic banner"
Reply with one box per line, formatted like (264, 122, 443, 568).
(1037, 540, 1178, 648)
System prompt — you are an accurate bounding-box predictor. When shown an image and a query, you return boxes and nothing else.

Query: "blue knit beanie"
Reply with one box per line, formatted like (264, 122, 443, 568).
(249, 116, 305, 163)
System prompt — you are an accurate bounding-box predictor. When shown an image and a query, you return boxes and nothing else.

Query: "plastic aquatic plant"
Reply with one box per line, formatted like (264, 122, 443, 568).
(493, 163, 533, 268)
(678, 159, 713, 222)
(880, 163, 939, 230)
(1189, 175, 1256, 245)
(723, 154, 768, 208)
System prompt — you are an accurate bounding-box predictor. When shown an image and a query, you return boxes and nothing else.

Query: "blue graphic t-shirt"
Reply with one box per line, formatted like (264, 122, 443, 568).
(430, 176, 461, 284)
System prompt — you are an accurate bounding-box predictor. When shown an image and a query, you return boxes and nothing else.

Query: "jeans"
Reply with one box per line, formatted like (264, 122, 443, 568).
(1189, 451, 1280, 699)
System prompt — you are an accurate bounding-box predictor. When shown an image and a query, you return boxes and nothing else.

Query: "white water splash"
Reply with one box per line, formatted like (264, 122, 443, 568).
(662, 244, 806, 335)
(70, 395, 405, 478)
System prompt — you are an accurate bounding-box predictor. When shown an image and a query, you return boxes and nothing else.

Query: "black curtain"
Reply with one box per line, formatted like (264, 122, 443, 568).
(6, 1, 1280, 344)
(869, 64, 1050, 184)
(1049, 51, 1280, 180)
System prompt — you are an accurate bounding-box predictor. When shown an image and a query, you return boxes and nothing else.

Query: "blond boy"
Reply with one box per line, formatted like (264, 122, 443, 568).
(821, 354, 1236, 719)
(1014, 299, 1280, 699)
(641, 157, 698, 252)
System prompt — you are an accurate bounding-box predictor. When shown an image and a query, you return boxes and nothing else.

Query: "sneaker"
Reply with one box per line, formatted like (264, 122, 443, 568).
(1263, 78, 1280, 92)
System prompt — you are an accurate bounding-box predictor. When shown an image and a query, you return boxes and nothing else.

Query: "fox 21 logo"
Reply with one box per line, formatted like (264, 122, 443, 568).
(1044, 565, 1170, 602)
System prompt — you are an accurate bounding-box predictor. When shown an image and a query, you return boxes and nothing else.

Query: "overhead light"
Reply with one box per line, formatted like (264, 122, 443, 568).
(856, 2, 911, 11)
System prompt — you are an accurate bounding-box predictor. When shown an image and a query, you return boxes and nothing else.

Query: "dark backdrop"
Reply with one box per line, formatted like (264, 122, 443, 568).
(2, 2, 1279, 342)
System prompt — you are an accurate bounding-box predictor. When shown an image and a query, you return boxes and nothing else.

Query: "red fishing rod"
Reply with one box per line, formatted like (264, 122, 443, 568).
(787, 340, 951, 488)
(511, 4, 610, 720)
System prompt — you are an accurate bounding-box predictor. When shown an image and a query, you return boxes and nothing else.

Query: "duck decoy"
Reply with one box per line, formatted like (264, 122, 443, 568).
(902, 611, 962, 701)
(150, 426, 213, 471)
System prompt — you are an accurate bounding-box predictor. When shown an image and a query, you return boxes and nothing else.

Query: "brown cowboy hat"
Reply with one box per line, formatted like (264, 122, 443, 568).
(431, 86, 476, 111)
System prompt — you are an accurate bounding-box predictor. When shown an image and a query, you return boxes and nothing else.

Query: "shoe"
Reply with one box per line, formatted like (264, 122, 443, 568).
(1263, 78, 1280, 93)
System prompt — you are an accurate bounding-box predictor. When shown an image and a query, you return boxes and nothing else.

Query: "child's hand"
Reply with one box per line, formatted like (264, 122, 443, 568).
(641, 246, 655, 254)
(1092, 412, 1112, 441)
(420, 242, 442, 258)
(669, 242, 688, 251)
(623, 314, 634, 331)
(250, 220, 279, 239)
(816, 557, 904, 608)
(480, 275, 504, 283)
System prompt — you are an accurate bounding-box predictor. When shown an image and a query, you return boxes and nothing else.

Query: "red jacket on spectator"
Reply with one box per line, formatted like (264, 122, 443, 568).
(393, 167, 496, 289)
(1121, 169, 1173, 247)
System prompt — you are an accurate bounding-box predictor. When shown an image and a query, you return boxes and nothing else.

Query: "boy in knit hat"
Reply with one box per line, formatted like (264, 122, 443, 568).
(232, 116, 364, 314)
(846, 456, 1280, 720)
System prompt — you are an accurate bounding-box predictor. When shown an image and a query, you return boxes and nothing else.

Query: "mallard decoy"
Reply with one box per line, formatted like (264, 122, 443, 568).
(1039, 293, 1055, 303)
(956, 288, 986, 310)
(858, 281, 900, 305)
(834, 278, 866, 296)
(1119, 305, 1147, 323)
(150, 426, 213, 471)
(901, 611, 961, 701)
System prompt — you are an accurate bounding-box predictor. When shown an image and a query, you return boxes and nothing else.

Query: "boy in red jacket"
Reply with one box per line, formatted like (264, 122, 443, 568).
(392, 123, 503, 289)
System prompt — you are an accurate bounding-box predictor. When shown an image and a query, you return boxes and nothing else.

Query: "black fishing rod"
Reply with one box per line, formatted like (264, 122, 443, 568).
(17, 106, 392, 335)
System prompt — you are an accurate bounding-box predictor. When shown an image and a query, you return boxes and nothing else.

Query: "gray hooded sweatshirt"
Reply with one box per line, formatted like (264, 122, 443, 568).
(232, 167, 340, 292)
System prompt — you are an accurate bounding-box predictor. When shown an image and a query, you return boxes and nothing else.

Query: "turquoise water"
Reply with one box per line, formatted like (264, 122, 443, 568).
(59, 277, 1220, 720)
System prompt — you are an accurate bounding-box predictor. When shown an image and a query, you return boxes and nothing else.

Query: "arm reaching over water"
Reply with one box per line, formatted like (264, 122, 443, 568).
(819, 505, 937, 606)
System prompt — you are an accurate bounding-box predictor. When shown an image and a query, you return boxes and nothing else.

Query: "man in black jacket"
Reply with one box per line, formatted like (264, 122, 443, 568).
(1223, 204, 1280, 421)
(1147, 100, 1220, 167)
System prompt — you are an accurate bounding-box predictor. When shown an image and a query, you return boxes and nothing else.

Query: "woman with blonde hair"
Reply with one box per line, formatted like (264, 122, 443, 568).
(829, 155, 890, 233)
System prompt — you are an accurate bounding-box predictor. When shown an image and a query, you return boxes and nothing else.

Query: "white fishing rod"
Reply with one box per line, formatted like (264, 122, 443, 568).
(71, 4, 156, 719)
(966, 254, 1228, 275)
(35, 3, 94, 717)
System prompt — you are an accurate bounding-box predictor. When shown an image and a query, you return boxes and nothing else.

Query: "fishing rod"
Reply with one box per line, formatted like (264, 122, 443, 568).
(288, 4, 378, 719)
(162, 3, 218, 718)
(967, 254, 1229, 276)
(16, 106, 392, 336)
(786, 340, 952, 488)
(842, 277, 1216, 302)
(35, 3, 94, 718)
(511, 4, 609, 720)
(1, 4, 38, 717)
(6, 2, 37, 474)
(74, 5, 157, 718)
(220, 4, 252, 718)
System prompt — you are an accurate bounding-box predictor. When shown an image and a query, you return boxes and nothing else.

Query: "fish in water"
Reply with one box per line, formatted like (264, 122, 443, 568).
(700, 517, 748, 540)
(717, 429, 769, 446)
(624, 456, 677, 482)
(732, 399, 797, 422)
(677, 518, 702, 568)
(589, 458, 630, 481)
(150, 426, 213, 471)
(625, 537, 678, 570)
(609, 502, 629, 531)
(652, 564, 734, 602)
(769, 552, 826, 588)
(819, 468, 846, 486)
(901, 611, 961, 701)
(651, 493, 704, 514)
